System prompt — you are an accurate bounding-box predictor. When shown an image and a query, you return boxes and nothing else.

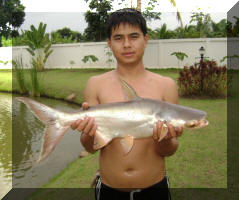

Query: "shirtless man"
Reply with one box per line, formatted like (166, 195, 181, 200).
(71, 8, 183, 200)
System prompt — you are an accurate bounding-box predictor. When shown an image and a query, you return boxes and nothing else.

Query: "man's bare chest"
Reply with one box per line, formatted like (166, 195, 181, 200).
(98, 80, 164, 104)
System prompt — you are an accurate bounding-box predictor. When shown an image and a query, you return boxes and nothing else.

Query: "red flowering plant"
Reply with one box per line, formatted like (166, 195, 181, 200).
(178, 60, 232, 98)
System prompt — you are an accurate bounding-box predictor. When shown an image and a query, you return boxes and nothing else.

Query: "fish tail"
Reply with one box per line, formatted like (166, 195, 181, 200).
(16, 97, 71, 162)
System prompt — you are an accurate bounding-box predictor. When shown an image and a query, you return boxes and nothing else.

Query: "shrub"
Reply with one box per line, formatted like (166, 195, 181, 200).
(178, 60, 231, 98)
(12, 57, 27, 94)
(30, 59, 40, 97)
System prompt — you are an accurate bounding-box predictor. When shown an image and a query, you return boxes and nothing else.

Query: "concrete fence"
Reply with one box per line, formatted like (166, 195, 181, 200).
(0, 47, 12, 69)
(1, 38, 239, 69)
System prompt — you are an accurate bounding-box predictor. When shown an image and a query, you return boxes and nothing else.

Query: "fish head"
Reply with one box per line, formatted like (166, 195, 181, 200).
(184, 118, 209, 129)
(153, 100, 209, 129)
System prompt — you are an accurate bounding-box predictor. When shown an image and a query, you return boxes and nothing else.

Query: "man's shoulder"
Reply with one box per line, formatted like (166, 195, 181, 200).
(88, 71, 113, 83)
(87, 70, 114, 85)
(147, 70, 176, 87)
(84, 71, 115, 103)
(147, 70, 178, 103)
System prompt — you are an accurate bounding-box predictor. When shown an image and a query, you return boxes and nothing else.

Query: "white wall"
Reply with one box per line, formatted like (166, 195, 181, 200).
(1, 38, 239, 69)
(0, 47, 12, 69)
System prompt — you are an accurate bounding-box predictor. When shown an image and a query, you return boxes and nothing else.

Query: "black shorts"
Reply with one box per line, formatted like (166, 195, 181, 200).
(95, 176, 171, 200)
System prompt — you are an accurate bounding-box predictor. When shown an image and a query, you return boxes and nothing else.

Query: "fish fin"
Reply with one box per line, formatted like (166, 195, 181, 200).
(158, 124, 168, 142)
(16, 97, 57, 124)
(38, 125, 70, 162)
(16, 97, 70, 162)
(118, 77, 140, 101)
(93, 131, 112, 150)
(120, 135, 134, 155)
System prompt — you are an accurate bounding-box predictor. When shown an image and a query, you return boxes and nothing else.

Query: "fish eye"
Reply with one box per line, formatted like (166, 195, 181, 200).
(185, 120, 198, 128)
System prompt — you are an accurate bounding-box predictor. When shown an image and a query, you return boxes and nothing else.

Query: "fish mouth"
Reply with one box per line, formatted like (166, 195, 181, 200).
(185, 118, 209, 129)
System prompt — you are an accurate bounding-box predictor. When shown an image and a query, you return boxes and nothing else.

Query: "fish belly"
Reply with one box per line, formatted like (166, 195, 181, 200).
(89, 110, 158, 140)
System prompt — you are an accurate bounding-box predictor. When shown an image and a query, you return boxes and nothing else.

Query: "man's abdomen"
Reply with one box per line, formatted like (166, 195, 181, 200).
(99, 137, 166, 190)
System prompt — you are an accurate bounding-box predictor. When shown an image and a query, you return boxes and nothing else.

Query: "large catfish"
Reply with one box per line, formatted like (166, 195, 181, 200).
(16, 79, 208, 162)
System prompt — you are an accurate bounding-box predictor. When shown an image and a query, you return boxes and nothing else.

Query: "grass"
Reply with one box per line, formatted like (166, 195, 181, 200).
(42, 152, 99, 188)
(168, 98, 227, 188)
(0, 70, 12, 92)
(0, 68, 231, 199)
(227, 71, 239, 196)
(1, 68, 181, 103)
(8, 69, 111, 103)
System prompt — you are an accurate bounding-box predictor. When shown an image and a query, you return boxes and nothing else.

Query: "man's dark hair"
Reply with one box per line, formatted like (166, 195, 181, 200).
(107, 8, 147, 39)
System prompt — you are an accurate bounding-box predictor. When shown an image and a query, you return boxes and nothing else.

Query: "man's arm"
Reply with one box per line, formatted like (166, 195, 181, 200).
(71, 76, 99, 153)
(154, 78, 183, 157)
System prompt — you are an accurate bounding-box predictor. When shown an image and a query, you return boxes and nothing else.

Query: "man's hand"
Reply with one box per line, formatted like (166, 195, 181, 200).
(71, 102, 97, 137)
(153, 120, 183, 142)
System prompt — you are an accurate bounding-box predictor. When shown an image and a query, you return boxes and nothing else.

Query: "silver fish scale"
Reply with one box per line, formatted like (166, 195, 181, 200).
(85, 101, 157, 139)
(57, 100, 158, 139)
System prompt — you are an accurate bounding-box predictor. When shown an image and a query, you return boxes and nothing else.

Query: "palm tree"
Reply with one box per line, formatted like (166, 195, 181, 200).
(211, 19, 227, 37)
(136, 0, 183, 27)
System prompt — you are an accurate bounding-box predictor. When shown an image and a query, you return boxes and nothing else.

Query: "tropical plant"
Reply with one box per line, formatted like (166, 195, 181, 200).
(30, 59, 41, 97)
(148, 24, 176, 39)
(220, 54, 239, 68)
(12, 35, 25, 46)
(162, 0, 183, 27)
(23, 22, 53, 71)
(221, 55, 239, 62)
(148, 11, 229, 39)
(171, 51, 188, 68)
(159, 24, 176, 39)
(211, 19, 227, 37)
(12, 57, 27, 94)
(82, 55, 99, 67)
(0, 60, 9, 66)
(174, 25, 199, 38)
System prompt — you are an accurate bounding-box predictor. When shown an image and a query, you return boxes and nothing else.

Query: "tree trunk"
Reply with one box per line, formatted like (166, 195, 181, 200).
(137, 0, 141, 12)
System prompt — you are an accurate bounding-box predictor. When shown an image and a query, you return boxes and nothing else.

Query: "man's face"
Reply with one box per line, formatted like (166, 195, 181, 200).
(107, 23, 148, 66)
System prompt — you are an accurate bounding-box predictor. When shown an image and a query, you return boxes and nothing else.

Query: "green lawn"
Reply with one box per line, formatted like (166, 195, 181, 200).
(1, 68, 181, 103)
(0, 68, 231, 199)
(0, 70, 12, 92)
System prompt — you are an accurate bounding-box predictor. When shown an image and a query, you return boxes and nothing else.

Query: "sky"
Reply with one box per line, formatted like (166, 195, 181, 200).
(19, 0, 239, 33)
